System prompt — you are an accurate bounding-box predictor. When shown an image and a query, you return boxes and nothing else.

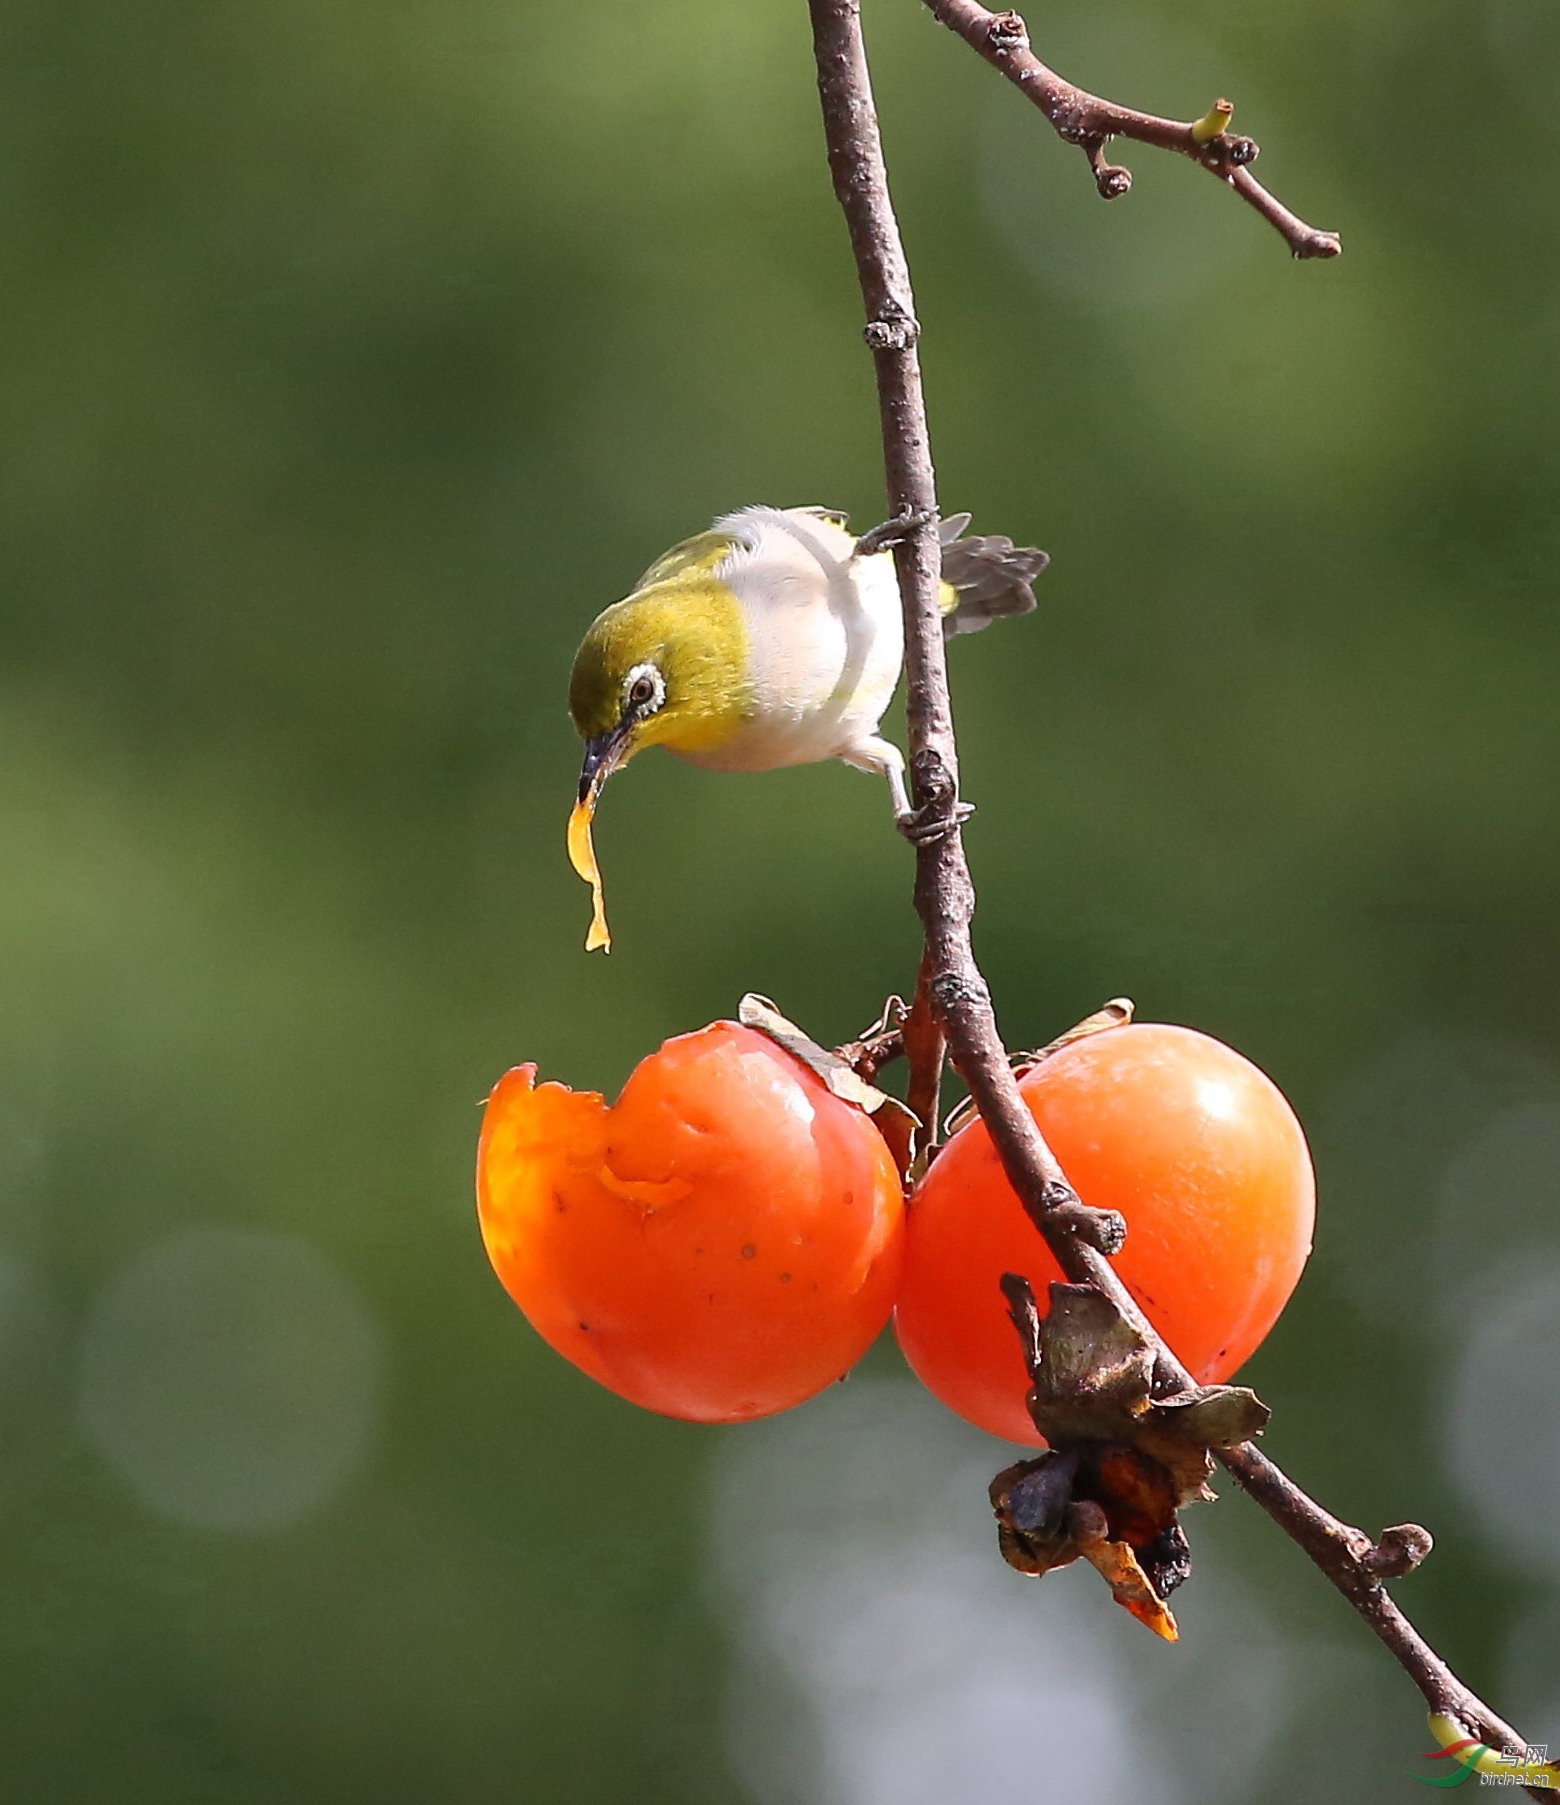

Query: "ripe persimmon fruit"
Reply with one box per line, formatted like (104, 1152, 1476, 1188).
(894, 1022, 1315, 1445)
(477, 1021, 905, 1423)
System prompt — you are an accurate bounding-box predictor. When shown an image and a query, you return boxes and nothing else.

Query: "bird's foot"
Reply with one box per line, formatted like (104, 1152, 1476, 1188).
(855, 506, 940, 558)
(896, 797, 975, 847)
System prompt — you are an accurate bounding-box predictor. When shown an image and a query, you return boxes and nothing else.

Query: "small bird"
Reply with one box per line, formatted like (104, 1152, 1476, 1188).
(566, 504, 1048, 950)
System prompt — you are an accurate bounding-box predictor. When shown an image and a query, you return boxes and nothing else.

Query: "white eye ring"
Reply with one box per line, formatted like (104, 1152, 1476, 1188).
(623, 662, 666, 714)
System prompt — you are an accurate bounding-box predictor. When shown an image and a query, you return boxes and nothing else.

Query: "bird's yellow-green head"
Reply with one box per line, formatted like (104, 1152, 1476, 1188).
(566, 571, 750, 952)
(567, 580, 751, 786)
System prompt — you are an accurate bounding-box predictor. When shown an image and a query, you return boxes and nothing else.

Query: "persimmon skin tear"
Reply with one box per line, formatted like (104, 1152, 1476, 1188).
(477, 1021, 906, 1423)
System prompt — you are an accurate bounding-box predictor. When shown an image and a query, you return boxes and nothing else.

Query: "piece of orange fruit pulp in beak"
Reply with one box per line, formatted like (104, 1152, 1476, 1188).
(567, 794, 611, 952)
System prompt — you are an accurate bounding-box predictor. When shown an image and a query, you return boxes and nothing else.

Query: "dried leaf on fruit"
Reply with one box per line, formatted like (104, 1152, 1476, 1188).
(738, 993, 918, 1178)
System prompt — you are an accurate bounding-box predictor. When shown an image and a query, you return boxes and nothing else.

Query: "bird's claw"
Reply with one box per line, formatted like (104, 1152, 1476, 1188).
(896, 797, 975, 846)
(855, 507, 940, 558)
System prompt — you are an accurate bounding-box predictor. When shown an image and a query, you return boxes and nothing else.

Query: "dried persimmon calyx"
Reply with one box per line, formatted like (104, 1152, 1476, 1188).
(989, 1278, 1269, 1641)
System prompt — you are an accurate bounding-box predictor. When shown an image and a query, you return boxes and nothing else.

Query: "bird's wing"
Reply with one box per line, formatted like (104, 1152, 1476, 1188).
(633, 530, 740, 591)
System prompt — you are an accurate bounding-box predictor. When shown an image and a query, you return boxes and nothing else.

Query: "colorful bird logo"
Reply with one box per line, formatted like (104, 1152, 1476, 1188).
(1410, 1713, 1558, 1788)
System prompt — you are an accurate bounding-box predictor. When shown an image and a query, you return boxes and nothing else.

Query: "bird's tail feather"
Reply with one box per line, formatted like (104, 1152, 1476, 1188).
(938, 523, 1049, 637)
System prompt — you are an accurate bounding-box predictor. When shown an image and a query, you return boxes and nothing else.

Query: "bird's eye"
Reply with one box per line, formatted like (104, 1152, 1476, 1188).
(625, 667, 663, 712)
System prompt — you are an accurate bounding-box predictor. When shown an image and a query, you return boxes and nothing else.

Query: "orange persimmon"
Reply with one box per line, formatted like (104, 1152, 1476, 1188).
(895, 1023, 1314, 1445)
(477, 1021, 905, 1423)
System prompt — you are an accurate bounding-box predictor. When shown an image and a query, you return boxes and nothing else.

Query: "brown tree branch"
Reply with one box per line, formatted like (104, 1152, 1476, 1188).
(807, 0, 1545, 1791)
(923, 0, 1342, 261)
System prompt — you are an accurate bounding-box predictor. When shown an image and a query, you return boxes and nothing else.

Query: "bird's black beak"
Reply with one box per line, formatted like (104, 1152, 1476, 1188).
(577, 722, 634, 804)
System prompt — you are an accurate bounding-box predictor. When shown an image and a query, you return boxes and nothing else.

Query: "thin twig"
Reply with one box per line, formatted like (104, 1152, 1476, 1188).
(807, 1, 1545, 1791)
(922, 0, 1342, 261)
(834, 995, 907, 1087)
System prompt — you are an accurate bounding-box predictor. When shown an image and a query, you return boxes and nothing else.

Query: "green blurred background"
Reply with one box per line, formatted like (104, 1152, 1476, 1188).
(3, 0, 1559, 1797)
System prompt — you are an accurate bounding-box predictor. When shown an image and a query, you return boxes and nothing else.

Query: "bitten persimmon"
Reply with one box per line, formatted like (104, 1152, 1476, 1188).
(477, 1021, 905, 1423)
(894, 1023, 1314, 1445)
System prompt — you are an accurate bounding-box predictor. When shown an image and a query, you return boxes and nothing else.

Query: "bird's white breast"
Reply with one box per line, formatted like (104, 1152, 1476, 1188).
(677, 506, 904, 774)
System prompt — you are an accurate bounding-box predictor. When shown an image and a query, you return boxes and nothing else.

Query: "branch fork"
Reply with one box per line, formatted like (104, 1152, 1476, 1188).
(923, 0, 1342, 260)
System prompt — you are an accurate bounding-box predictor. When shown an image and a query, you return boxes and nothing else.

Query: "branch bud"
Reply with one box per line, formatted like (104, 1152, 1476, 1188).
(986, 10, 1029, 54)
(1191, 98, 1235, 144)
(1362, 1524, 1434, 1579)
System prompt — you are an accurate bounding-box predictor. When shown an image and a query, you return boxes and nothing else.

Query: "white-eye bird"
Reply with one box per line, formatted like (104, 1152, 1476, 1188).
(566, 504, 1048, 950)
